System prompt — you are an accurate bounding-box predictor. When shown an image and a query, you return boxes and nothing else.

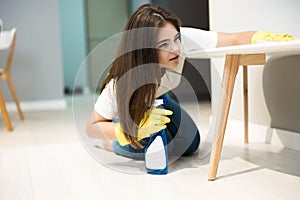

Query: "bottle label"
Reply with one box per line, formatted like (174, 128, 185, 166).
(145, 135, 167, 170)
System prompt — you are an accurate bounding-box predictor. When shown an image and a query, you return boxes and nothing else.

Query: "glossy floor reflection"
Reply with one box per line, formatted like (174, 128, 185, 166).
(0, 95, 299, 200)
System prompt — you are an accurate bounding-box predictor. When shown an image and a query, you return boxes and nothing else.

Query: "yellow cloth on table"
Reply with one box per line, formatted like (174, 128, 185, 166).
(251, 30, 297, 44)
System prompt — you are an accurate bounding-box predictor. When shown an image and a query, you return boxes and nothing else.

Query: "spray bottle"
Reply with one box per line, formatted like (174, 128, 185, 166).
(144, 99, 168, 175)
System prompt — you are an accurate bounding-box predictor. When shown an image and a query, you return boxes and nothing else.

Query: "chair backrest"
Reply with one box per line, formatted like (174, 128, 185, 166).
(0, 28, 16, 50)
(0, 28, 16, 73)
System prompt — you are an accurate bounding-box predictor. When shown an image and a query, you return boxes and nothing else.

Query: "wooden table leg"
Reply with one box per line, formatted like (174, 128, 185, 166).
(243, 65, 249, 144)
(0, 90, 13, 131)
(208, 54, 240, 181)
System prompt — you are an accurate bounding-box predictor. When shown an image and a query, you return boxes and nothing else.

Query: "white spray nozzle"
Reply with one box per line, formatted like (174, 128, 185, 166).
(153, 99, 167, 107)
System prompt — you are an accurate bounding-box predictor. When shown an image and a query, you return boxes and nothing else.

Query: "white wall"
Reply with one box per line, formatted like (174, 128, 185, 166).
(209, 0, 300, 148)
(0, 0, 66, 110)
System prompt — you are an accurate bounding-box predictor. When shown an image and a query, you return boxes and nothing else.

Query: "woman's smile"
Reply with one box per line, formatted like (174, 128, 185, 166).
(168, 55, 179, 66)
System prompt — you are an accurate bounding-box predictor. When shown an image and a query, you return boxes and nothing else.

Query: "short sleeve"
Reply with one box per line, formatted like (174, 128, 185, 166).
(180, 27, 218, 53)
(94, 80, 117, 120)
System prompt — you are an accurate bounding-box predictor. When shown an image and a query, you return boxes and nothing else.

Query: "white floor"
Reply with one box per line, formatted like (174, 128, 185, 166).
(0, 95, 299, 200)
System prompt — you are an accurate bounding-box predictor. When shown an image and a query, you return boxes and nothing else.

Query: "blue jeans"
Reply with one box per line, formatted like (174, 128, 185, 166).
(112, 94, 200, 160)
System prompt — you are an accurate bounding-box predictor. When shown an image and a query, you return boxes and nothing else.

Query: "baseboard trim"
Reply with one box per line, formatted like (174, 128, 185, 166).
(225, 119, 300, 151)
(5, 98, 67, 112)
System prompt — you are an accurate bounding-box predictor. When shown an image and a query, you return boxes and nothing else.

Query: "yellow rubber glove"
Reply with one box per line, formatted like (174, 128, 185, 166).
(115, 107, 173, 146)
(251, 30, 297, 44)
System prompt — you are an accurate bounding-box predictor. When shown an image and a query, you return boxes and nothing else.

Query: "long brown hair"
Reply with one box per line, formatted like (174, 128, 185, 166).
(101, 4, 181, 148)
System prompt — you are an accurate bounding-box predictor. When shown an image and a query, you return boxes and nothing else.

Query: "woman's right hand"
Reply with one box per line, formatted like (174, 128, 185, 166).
(115, 108, 173, 146)
(137, 107, 173, 139)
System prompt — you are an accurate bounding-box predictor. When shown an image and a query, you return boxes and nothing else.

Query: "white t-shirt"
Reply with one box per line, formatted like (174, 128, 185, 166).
(181, 27, 217, 52)
(94, 79, 118, 120)
(94, 27, 218, 119)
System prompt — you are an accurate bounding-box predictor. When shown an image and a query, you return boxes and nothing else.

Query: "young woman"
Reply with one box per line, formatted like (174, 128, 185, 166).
(86, 4, 297, 161)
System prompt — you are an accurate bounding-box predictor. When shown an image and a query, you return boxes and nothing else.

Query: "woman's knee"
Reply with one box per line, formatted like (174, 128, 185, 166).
(182, 132, 200, 156)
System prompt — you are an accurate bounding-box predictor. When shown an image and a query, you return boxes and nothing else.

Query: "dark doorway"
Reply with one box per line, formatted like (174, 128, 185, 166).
(152, 0, 211, 101)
